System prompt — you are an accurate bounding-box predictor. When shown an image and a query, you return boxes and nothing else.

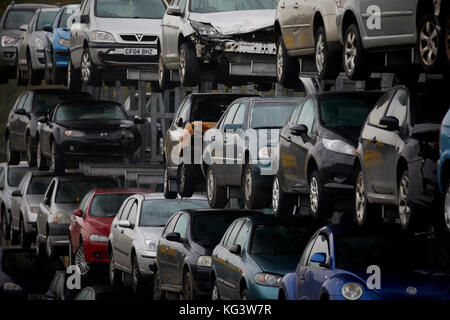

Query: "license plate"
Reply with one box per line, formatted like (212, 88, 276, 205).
(124, 48, 156, 55)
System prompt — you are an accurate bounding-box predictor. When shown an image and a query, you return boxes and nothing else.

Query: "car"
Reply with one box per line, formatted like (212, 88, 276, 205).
(203, 97, 301, 209)
(108, 193, 209, 296)
(0, 3, 54, 84)
(336, 0, 446, 79)
(74, 285, 134, 300)
(211, 215, 322, 300)
(43, 4, 80, 85)
(279, 224, 450, 300)
(36, 175, 118, 259)
(154, 208, 260, 300)
(272, 92, 382, 220)
(438, 105, 450, 232)
(158, 0, 278, 89)
(36, 100, 143, 173)
(163, 93, 260, 199)
(16, 7, 59, 86)
(67, 0, 167, 91)
(10, 171, 54, 249)
(45, 270, 79, 300)
(0, 162, 32, 241)
(354, 83, 448, 231)
(5, 89, 94, 167)
(69, 189, 152, 277)
(274, 0, 341, 83)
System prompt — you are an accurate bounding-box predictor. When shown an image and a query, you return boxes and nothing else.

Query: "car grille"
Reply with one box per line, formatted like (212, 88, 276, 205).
(98, 53, 158, 65)
(120, 34, 157, 42)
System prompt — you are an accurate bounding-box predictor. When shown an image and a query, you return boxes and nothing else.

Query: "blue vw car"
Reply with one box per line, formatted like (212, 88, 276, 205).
(439, 108, 450, 232)
(43, 4, 80, 84)
(211, 215, 322, 300)
(279, 225, 450, 300)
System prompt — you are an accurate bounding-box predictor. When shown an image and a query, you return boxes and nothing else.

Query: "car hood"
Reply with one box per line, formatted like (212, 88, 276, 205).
(252, 254, 299, 275)
(93, 17, 162, 37)
(0, 29, 24, 40)
(26, 194, 44, 207)
(86, 217, 114, 235)
(188, 10, 275, 35)
(320, 127, 362, 147)
(56, 119, 135, 130)
(139, 226, 164, 241)
(54, 203, 79, 216)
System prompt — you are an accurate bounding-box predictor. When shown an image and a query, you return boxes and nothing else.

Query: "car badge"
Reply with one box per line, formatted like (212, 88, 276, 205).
(135, 34, 144, 42)
(406, 287, 417, 295)
(100, 132, 108, 137)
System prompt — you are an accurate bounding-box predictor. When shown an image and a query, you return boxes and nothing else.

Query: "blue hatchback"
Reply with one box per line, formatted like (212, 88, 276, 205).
(439, 108, 450, 231)
(279, 225, 450, 300)
(43, 4, 79, 84)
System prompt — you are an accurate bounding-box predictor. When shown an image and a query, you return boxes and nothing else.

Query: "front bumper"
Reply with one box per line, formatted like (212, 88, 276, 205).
(30, 48, 46, 70)
(249, 282, 279, 300)
(54, 48, 69, 68)
(191, 265, 212, 296)
(137, 250, 157, 277)
(0, 46, 17, 69)
(319, 149, 355, 197)
(408, 159, 439, 209)
(84, 240, 109, 264)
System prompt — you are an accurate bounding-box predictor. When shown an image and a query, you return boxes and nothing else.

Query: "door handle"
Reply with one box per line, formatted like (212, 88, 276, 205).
(293, 2, 299, 8)
(371, 137, 378, 144)
(286, 135, 292, 142)
(223, 138, 228, 143)
(280, 2, 285, 8)
(211, 136, 216, 142)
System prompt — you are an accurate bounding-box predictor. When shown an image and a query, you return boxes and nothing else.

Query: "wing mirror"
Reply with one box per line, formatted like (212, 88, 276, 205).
(117, 220, 133, 229)
(229, 244, 241, 255)
(15, 109, 27, 116)
(176, 118, 184, 128)
(12, 190, 22, 197)
(43, 24, 53, 32)
(379, 116, 399, 131)
(133, 116, 145, 125)
(310, 252, 330, 268)
(166, 232, 182, 243)
(167, 5, 182, 16)
(289, 124, 308, 136)
(46, 290, 57, 300)
(38, 116, 48, 123)
(19, 24, 27, 32)
(73, 209, 83, 217)
(80, 14, 90, 24)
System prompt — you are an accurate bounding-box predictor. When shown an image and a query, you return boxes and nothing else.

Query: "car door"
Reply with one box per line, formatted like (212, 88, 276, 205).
(38, 180, 55, 238)
(277, 0, 295, 50)
(167, 97, 190, 171)
(294, 234, 315, 299)
(8, 93, 27, 148)
(163, 0, 187, 65)
(110, 198, 132, 267)
(71, 0, 91, 68)
(16, 92, 32, 150)
(227, 103, 248, 185)
(11, 175, 28, 230)
(158, 213, 180, 286)
(167, 212, 189, 288)
(39, 107, 55, 156)
(295, 0, 315, 51)
(116, 199, 138, 269)
(71, 191, 92, 251)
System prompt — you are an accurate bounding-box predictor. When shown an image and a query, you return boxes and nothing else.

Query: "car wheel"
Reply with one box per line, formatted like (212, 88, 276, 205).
(206, 167, 228, 208)
(398, 171, 425, 231)
(163, 168, 177, 199)
(81, 47, 102, 86)
(20, 217, 31, 250)
(241, 288, 248, 300)
(16, 61, 27, 86)
(276, 36, 299, 87)
(315, 26, 340, 80)
(109, 251, 122, 289)
(26, 136, 37, 167)
(36, 139, 48, 171)
(211, 279, 220, 300)
(75, 243, 91, 277)
(272, 176, 296, 218)
(0, 209, 10, 241)
(158, 53, 171, 91)
(36, 234, 45, 259)
(51, 143, 64, 173)
(132, 255, 146, 297)
(153, 270, 165, 300)
(243, 165, 268, 209)
(354, 169, 381, 227)
(343, 24, 371, 80)
(67, 57, 82, 92)
(178, 42, 200, 87)
(182, 271, 195, 300)
(10, 224, 20, 246)
(28, 54, 42, 86)
(177, 163, 196, 198)
(309, 171, 333, 220)
(6, 137, 20, 165)
(44, 50, 54, 85)
(46, 235, 56, 258)
(417, 13, 444, 72)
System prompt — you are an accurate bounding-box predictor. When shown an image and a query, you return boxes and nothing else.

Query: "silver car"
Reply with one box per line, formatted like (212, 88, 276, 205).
(68, 0, 167, 91)
(36, 175, 118, 259)
(0, 162, 31, 242)
(158, 0, 278, 89)
(10, 171, 53, 250)
(108, 193, 209, 296)
(16, 7, 59, 86)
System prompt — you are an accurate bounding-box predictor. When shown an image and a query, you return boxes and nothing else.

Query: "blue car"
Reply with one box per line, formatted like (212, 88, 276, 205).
(211, 215, 322, 300)
(439, 108, 450, 232)
(43, 4, 80, 84)
(279, 225, 450, 300)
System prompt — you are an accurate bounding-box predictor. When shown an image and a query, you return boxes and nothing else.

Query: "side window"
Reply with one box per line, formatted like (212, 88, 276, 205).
(385, 89, 408, 127)
(225, 220, 243, 248)
(221, 220, 236, 245)
(0, 167, 5, 189)
(118, 198, 134, 220)
(79, 0, 87, 14)
(178, 0, 187, 12)
(289, 102, 304, 124)
(14, 93, 27, 111)
(163, 214, 179, 237)
(175, 99, 190, 128)
(22, 93, 32, 113)
(299, 236, 316, 266)
(79, 192, 91, 213)
(222, 103, 240, 128)
(173, 213, 189, 239)
(307, 234, 330, 268)
(297, 99, 315, 134)
(82, 0, 91, 15)
(368, 91, 394, 126)
(127, 201, 138, 224)
(234, 221, 250, 249)
(232, 103, 246, 126)
(44, 181, 55, 206)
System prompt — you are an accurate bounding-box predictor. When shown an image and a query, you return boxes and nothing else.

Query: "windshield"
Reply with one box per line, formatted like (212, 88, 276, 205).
(36, 10, 58, 31)
(190, 0, 277, 13)
(27, 176, 53, 195)
(33, 92, 92, 115)
(250, 101, 297, 129)
(335, 233, 449, 270)
(7, 167, 29, 188)
(3, 9, 35, 29)
(412, 91, 450, 125)
(59, 6, 79, 28)
(90, 193, 133, 217)
(55, 102, 127, 121)
(95, 0, 166, 19)
(193, 212, 248, 245)
(250, 224, 314, 255)
(139, 199, 209, 227)
(55, 180, 117, 204)
(192, 96, 243, 122)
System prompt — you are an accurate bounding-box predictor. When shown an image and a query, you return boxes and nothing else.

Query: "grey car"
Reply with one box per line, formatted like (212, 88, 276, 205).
(336, 0, 445, 79)
(16, 7, 59, 86)
(108, 193, 209, 296)
(68, 0, 167, 91)
(0, 3, 53, 84)
(36, 175, 118, 259)
(10, 171, 53, 249)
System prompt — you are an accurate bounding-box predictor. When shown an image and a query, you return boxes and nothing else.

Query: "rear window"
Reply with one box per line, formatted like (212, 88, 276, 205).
(32, 92, 93, 115)
(55, 180, 117, 204)
(3, 9, 35, 29)
(27, 176, 53, 195)
(36, 10, 58, 31)
(89, 193, 134, 217)
(193, 212, 246, 244)
(7, 167, 29, 188)
(250, 101, 298, 129)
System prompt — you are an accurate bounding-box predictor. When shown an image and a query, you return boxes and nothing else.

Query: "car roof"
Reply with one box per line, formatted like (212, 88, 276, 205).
(181, 208, 262, 216)
(188, 93, 260, 97)
(54, 175, 115, 182)
(56, 100, 121, 107)
(310, 91, 383, 99)
(139, 193, 207, 201)
(30, 89, 92, 95)
(0, 162, 30, 169)
(245, 214, 321, 226)
(91, 189, 153, 195)
(7, 4, 56, 10)
(39, 7, 59, 12)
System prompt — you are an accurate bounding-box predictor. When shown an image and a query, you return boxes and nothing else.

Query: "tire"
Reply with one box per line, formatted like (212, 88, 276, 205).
(315, 26, 340, 80)
(177, 163, 196, 198)
(343, 24, 371, 80)
(272, 176, 296, 218)
(163, 168, 177, 199)
(26, 135, 37, 167)
(75, 243, 91, 277)
(309, 170, 333, 220)
(417, 14, 444, 72)
(20, 217, 31, 250)
(81, 47, 102, 86)
(46, 235, 56, 258)
(398, 171, 426, 231)
(36, 139, 48, 171)
(36, 234, 45, 259)
(178, 42, 200, 87)
(243, 165, 269, 209)
(10, 225, 20, 246)
(132, 255, 146, 297)
(206, 167, 228, 208)
(0, 209, 9, 241)
(16, 62, 27, 86)
(354, 169, 381, 227)
(67, 57, 82, 92)
(276, 36, 299, 87)
(241, 288, 248, 300)
(6, 137, 20, 165)
(182, 271, 195, 300)
(158, 53, 171, 91)
(153, 270, 165, 300)
(50, 143, 64, 173)
(109, 251, 122, 289)
(28, 54, 42, 86)
(211, 279, 220, 300)
(44, 50, 54, 85)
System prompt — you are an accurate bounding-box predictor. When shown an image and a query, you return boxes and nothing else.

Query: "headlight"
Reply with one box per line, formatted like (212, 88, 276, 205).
(322, 138, 355, 155)
(341, 282, 363, 300)
(3, 282, 23, 292)
(90, 30, 115, 42)
(58, 37, 69, 47)
(197, 256, 211, 267)
(121, 130, 135, 140)
(254, 273, 282, 287)
(190, 21, 220, 37)
(1, 35, 17, 47)
(145, 239, 158, 252)
(258, 146, 272, 159)
(53, 212, 71, 224)
(64, 130, 85, 137)
(35, 37, 44, 49)
(29, 206, 39, 214)
(89, 234, 109, 242)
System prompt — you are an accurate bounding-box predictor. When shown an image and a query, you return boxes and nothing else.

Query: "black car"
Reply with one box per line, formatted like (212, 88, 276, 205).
(203, 97, 301, 209)
(5, 89, 94, 167)
(273, 92, 382, 220)
(153, 209, 261, 300)
(36, 100, 143, 173)
(354, 83, 449, 231)
(164, 93, 260, 199)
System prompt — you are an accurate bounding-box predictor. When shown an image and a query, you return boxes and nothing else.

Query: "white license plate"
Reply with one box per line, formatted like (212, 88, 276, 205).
(124, 48, 156, 55)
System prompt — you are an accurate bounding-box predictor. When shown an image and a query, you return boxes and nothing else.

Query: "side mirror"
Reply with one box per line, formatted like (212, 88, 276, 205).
(80, 14, 90, 24)
(46, 291, 57, 300)
(73, 209, 83, 217)
(43, 24, 53, 32)
(117, 220, 132, 229)
(289, 124, 308, 136)
(229, 244, 241, 255)
(224, 124, 242, 132)
(12, 190, 22, 197)
(310, 252, 330, 268)
(38, 116, 48, 123)
(19, 24, 27, 31)
(134, 116, 145, 125)
(176, 118, 184, 128)
(166, 232, 182, 243)
(166, 5, 182, 16)
(379, 116, 399, 131)
(15, 109, 27, 116)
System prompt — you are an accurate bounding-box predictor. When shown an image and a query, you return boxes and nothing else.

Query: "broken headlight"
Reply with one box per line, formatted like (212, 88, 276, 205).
(191, 21, 220, 37)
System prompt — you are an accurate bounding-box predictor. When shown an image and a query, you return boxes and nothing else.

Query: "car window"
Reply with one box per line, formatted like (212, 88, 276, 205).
(33, 91, 93, 115)
(3, 9, 35, 29)
(289, 102, 304, 124)
(368, 91, 394, 126)
(59, 6, 80, 28)
(55, 102, 127, 121)
(163, 214, 179, 237)
(173, 213, 189, 239)
(79, 192, 92, 213)
(82, 0, 91, 15)
(385, 89, 408, 127)
(176, 100, 191, 127)
(14, 93, 27, 111)
(0, 167, 5, 189)
(178, 0, 187, 12)
(118, 198, 135, 220)
(55, 180, 117, 204)
(222, 103, 240, 128)
(44, 181, 55, 206)
(192, 212, 247, 244)
(299, 236, 316, 266)
(27, 176, 53, 195)
(233, 221, 250, 249)
(22, 93, 32, 113)
(7, 167, 29, 187)
(127, 201, 138, 224)
(90, 193, 133, 218)
(232, 104, 246, 126)
(297, 99, 315, 134)
(190, 0, 277, 13)
(250, 101, 298, 129)
(307, 234, 330, 268)
(191, 96, 232, 122)
(36, 10, 59, 31)
(225, 220, 243, 248)
(95, 0, 166, 19)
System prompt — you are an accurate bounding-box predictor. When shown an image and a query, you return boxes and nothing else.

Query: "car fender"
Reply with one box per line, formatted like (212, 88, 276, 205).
(279, 272, 296, 300)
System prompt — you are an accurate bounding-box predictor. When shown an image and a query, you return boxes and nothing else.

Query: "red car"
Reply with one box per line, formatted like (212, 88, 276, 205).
(69, 189, 152, 276)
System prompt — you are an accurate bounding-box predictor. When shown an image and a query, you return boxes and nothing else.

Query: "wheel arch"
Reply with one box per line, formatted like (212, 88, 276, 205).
(416, 0, 435, 25)
(396, 157, 408, 187)
(306, 156, 319, 183)
(341, 10, 359, 41)
(274, 20, 282, 42)
(313, 12, 325, 38)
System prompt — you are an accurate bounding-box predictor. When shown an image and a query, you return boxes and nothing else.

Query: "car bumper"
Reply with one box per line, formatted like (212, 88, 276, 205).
(31, 48, 46, 70)
(190, 265, 212, 296)
(54, 48, 69, 68)
(319, 149, 355, 197)
(249, 283, 279, 300)
(58, 138, 139, 161)
(137, 250, 157, 277)
(0, 46, 17, 69)
(408, 159, 439, 209)
(84, 240, 109, 264)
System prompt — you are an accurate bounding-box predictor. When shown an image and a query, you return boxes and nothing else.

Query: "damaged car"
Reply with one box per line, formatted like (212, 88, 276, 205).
(158, 0, 278, 89)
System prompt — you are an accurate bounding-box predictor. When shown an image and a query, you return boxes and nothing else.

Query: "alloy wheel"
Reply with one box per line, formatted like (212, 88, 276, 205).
(419, 21, 439, 67)
(81, 51, 91, 82)
(276, 42, 284, 82)
(355, 173, 366, 224)
(272, 178, 280, 213)
(245, 168, 252, 201)
(75, 245, 90, 276)
(445, 184, 450, 231)
(37, 141, 42, 168)
(212, 283, 219, 300)
(315, 33, 325, 74)
(344, 31, 357, 74)
(398, 175, 411, 227)
(310, 177, 319, 213)
(6, 139, 11, 163)
(207, 170, 214, 201)
(179, 47, 186, 83)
